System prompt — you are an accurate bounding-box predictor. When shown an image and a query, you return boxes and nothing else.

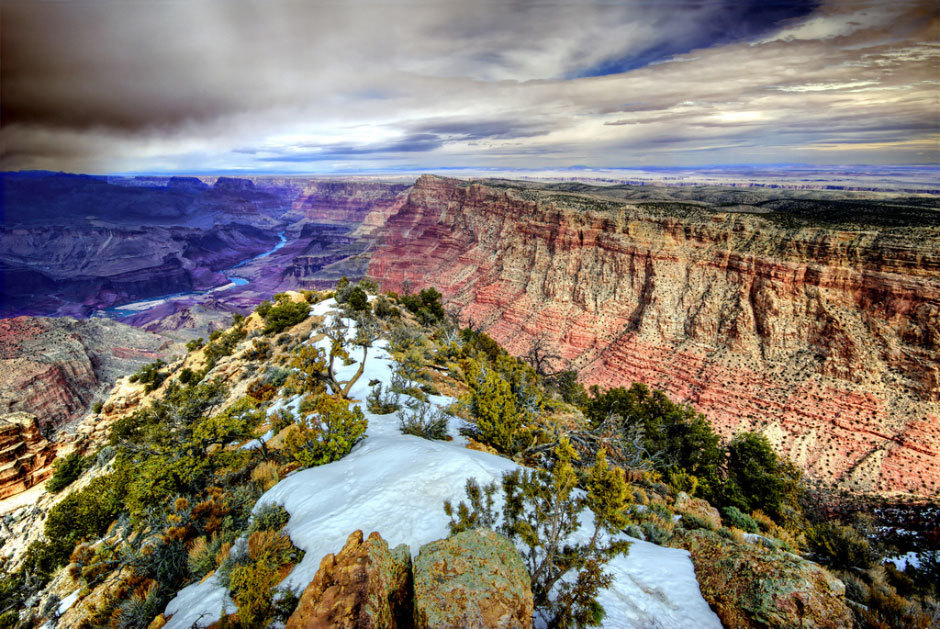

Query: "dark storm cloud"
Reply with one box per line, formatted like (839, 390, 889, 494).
(0, 0, 936, 172)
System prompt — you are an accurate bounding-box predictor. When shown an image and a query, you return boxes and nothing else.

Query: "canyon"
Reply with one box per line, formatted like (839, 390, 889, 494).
(368, 175, 940, 497)
(2, 171, 938, 499)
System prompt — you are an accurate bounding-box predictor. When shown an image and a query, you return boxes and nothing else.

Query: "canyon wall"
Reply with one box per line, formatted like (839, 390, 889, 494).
(369, 175, 940, 496)
(0, 316, 175, 498)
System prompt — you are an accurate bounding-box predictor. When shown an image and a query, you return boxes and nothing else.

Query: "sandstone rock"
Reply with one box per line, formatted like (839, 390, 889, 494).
(369, 175, 940, 497)
(413, 528, 532, 629)
(675, 492, 722, 530)
(672, 529, 853, 629)
(286, 530, 412, 629)
(0, 412, 57, 500)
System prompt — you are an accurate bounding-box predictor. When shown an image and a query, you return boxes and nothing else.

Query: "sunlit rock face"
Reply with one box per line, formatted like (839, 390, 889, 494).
(0, 316, 172, 430)
(369, 175, 940, 497)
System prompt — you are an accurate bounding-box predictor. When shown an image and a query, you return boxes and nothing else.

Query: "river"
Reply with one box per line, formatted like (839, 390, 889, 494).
(100, 231, 288, 318)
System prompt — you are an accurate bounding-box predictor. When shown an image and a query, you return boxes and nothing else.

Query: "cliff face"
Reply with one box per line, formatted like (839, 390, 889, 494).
(285, 181, 411, 230)
(0, 316, 173, 431)
(0, 316, 175, 498)
(0, 413, 57, 501)
(369, 175, 940, 496)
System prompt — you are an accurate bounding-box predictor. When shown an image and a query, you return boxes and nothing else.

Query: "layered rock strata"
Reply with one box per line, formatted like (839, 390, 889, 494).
(0, 316, 174, 498)
(369, 175, 940, 496)
(0, 413, 57, 500)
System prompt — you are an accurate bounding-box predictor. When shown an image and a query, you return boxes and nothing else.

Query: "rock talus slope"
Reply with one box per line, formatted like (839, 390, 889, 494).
(369, 175, 940, 496)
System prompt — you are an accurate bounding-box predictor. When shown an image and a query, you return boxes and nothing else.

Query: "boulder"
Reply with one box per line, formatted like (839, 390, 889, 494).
(413, 528, 532, 629)
(674, 491, 722, 530)
(673, 529, 853, 628)
(286, 530, 412, 629)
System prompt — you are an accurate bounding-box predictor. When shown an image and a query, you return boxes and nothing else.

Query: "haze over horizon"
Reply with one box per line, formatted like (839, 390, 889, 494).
(1, 0, 938, 174)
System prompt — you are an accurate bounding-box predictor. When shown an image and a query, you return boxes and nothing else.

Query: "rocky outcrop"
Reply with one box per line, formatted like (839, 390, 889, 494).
(0, 316, 175, 499)
(287, 530, 412, 629)
(675, 492, 723, 530)
(0, 413, 57, 500)
(369, 175, 940, 496)
(413, 528, 533, 629)
(672, 529, 853, 629)
(0, 316, 172, 430)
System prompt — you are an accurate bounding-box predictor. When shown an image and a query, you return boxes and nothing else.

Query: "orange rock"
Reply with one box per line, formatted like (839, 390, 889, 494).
(286, 530, 412, 629)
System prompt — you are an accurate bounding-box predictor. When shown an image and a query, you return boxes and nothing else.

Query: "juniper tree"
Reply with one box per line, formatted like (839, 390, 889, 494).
(445, 438, 631, 627)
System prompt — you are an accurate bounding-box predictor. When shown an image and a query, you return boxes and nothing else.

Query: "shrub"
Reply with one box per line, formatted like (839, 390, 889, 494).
(400, 287, 446, 324)
(373, 296, 400, 319)
(251, 461, 281, 492)
(45, 471, 128, 555)
(346, 286, 369, 312)
(398, 399, 449, 440)
(245, 339, 273, 362)
(445, 439, 631, 627)
(250, 504, 291, 534)
(131, 359, 168, 392)
(722, 431, 800, 520)
(722, 506, 759, 533)
(679, 513, 714, 531)
(114, 582, 164, 629)
(806, 521, 877, 571)
(46, 451, 90, 493)
(366, 382, 400, 414)
(257, 294, 310, 335)
(188, 535, 225, 579)
(464, 367, 531, 455)
(228, 530, 303, 627)
(584, 383, 722, 485)
(283, 395, 367, 467)
(92, 400, 104, 414)
(178, 367, 195, 385)
(640, 518, 674, 544)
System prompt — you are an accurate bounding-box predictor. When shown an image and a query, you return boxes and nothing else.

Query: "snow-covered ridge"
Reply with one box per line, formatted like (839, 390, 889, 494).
(164, 299, 720, 629)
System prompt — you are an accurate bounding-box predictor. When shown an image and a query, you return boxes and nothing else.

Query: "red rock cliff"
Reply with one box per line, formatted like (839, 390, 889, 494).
(369, 175, 940, 497)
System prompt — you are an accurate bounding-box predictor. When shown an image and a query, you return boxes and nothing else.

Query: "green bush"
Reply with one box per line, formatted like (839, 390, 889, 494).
(228, 530, 304, 627)
(46, 451, 90, 493)
(284, 394, 367, 467)
(680, 513, 714, 531)
(445, 439, 631, 627)
(722, 506, 759, 533)
(92, 400, 104, 414)
(722, 431, 800, 520)
(250, 504, 291, 534)
(464, 367, 530, 454)
(400, 287, 446, 324)
(584, 383, 722, 484)
(346, 286, 369, 312)
(257, 294, 310, 335)
(45, 471, 127, 543)
(373, 295, 400, 319)
(806, 521, 876, 570)
(186, 337, 205, 353)
(131, 359, 168, 392)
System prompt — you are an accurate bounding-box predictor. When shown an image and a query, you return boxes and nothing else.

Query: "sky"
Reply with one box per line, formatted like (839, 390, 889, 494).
(1, 0, 937, 174)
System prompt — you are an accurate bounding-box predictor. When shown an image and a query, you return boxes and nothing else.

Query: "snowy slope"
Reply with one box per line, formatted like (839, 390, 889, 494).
(163, 300, 721, 629)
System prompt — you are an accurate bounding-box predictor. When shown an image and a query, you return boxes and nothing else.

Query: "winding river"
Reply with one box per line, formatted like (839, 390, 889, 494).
(101, 231, 288, 318)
